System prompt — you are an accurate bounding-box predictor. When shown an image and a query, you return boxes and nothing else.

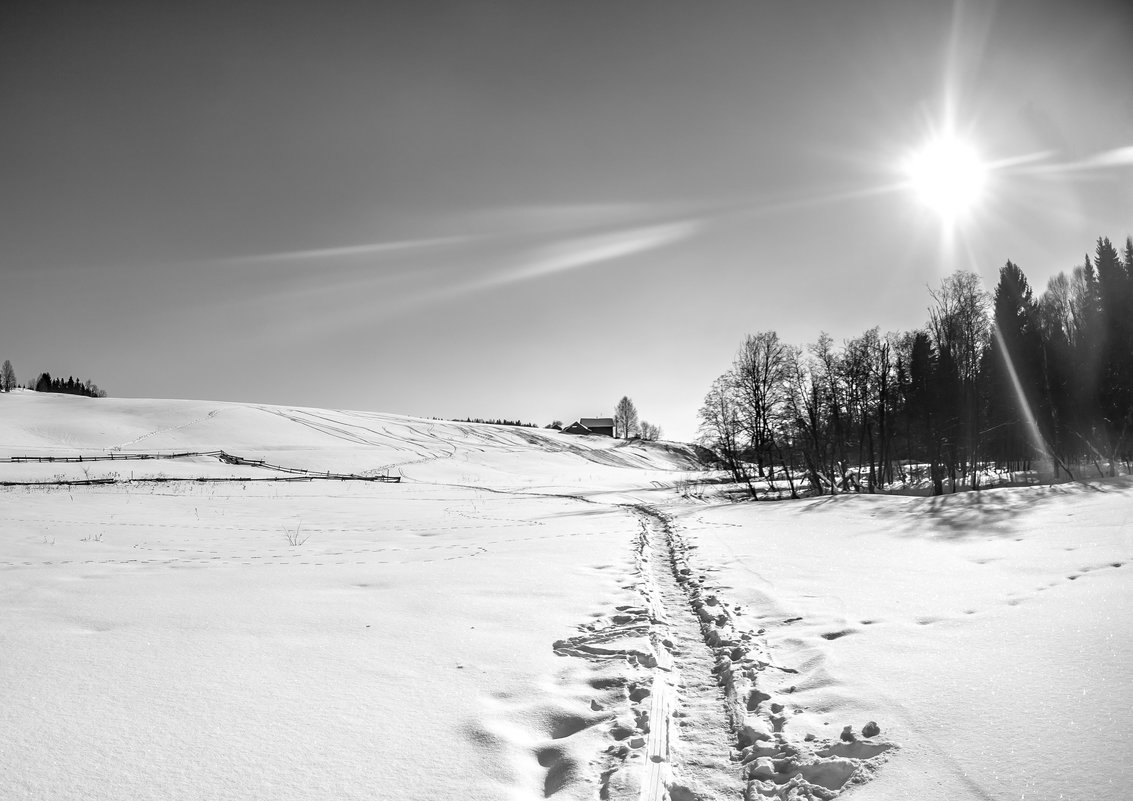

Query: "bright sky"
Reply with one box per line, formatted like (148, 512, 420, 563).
(2, 0, 1131, 441)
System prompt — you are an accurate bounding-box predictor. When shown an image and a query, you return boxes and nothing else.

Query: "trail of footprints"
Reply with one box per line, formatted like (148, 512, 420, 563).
(551, 505, 898, 800)
(551, 605, 663, 799)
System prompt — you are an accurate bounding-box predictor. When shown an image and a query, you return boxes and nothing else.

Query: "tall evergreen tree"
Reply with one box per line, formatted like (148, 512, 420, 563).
(1093, 237, 1133, 461)
(989, 261, 1045, 469)
(904, 331, 946, 494)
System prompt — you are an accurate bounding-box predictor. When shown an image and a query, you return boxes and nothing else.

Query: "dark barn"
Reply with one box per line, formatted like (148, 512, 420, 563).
(562, 417, 615, 437)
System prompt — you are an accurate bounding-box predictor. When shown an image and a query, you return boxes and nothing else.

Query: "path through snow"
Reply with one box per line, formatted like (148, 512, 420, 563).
(551, 501, 895, 800)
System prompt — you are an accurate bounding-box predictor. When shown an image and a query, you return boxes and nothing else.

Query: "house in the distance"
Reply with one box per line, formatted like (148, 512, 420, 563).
(562, 417, 615, 437)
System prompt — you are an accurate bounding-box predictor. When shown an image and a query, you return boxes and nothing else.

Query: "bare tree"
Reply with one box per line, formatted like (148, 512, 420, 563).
(732, 332, 784, 476)
(639, 421, 662, 441)
(928, 270, 990, 489)
(698, 372, 755, 497)
(782, 345, 835, 494)
(613, 396, 639, 439)
(811, 332, 852, 490)
(0, 360, 15, 392)
(839, 328, 896, 491)
(732, 331, 797, 497)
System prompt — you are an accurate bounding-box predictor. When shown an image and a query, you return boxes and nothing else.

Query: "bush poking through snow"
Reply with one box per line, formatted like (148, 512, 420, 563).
(283, 522, 308, 547)
(673, 475, 705, 500)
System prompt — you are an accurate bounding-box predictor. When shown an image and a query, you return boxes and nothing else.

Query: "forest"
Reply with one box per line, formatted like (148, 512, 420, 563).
(699, 235, 1133, 497)
(33, 372, 108, 398)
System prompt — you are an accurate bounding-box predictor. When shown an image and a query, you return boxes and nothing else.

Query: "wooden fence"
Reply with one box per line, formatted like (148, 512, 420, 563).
(0, 450, 400, 485)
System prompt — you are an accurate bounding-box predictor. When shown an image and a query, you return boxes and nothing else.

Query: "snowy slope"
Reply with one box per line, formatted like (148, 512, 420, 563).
(1, 392, 1128, 800)
(0, 393, 705, 801)
(675, 485, 1133, 800)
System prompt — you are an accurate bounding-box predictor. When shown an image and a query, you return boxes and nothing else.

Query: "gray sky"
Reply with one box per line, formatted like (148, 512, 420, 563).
(3, 0, 1131, 440)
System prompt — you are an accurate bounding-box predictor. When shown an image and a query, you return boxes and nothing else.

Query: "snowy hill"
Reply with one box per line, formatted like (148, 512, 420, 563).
(1, 392, 1129, 801)
(0, 392, 706, 482)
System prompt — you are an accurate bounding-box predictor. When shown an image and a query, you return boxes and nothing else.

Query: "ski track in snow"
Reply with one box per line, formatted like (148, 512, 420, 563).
(550, 502, 897, 800)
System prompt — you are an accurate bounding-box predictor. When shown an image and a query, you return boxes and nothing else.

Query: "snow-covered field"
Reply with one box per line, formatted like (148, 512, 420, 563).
(1, 392, 1129, 800)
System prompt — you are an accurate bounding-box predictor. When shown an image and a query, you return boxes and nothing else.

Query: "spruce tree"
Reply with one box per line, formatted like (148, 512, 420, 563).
(989, 261, 1045, 469)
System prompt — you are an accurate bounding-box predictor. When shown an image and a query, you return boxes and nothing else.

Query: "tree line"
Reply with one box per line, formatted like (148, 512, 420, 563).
(0, 361, 109, 398)
(445, 417, 538, 428)
(35, 371, 107, 397)
(699, 235, 1133, 498)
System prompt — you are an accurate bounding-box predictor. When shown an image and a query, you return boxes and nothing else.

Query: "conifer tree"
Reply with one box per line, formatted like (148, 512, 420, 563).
(989, 261, 1045, 469)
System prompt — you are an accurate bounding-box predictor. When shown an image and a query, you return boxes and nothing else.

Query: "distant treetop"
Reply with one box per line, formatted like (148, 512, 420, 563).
(444, 417, 537, 428)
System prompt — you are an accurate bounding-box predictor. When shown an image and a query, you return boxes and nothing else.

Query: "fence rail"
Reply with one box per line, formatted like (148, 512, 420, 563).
(0, 450, 400, 484)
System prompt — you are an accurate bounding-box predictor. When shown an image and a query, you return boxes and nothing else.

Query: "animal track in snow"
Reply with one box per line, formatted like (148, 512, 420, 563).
(112, 409, 221, 449)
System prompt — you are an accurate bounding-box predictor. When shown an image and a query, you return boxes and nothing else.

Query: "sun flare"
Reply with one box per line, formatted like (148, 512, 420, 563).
(903, 134, 987, 221)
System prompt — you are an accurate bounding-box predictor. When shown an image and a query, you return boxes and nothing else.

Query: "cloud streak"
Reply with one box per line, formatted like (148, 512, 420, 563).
(220, 235, 471, 266)
(205, 207, 706, 348)
(1072, 145, 1133, 169)
(456, 202, 671, 237)
(1012, 145, 1133, 177)
(476, 219, 701, 291)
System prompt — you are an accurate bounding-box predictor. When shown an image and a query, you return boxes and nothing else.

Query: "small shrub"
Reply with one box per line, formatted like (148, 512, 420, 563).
(283, 521, 308, 547)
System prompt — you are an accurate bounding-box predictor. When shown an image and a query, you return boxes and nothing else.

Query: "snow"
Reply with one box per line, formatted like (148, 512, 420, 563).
(675, 486, 1133, 800)
(1, 391, 1129, 800)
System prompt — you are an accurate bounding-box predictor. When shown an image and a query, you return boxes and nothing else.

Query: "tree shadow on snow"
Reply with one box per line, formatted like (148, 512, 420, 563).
(781, 475, 1129, 540)
(906, 490, 1040, 540)
(880, 479, 1125, 540)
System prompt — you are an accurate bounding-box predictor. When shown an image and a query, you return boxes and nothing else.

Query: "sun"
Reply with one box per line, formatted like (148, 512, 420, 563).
(903, 134, 987, 221)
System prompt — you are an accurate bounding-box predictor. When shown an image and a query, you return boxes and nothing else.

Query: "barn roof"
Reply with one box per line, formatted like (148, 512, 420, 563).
(579, 417, 614, 428)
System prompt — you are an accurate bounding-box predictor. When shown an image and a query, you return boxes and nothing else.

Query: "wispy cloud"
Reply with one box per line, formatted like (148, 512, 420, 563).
(457, 202, 668, 237)
(1013, 145, 1133, 177)
(205, 209, 704, 345)
(475, 219, 701, 291)
(220, 235, 471, 266)
(216, 200, 704, 272)
(1075, 145, 1133, 169)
